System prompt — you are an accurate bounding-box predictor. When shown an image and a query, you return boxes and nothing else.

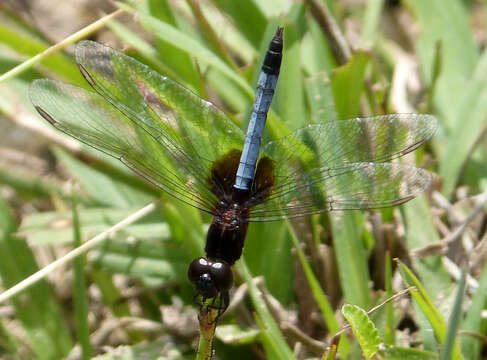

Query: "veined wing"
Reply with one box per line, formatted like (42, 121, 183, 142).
(30, 79, 218, 213)
(247, 114, 436, 221)
(73, 40, 245, 200)
(248, 162, 431, 221)
(263, 114, 436, 178)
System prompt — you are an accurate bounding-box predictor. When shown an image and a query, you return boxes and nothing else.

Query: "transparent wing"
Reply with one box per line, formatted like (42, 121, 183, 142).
(248, 115, 436, 221)
(265, 114, 436, 174)
(248, 163, 432, 221)
(30, 79, 218, 213)
(74, 41, 244, 166)
(31, 40, 247, 212)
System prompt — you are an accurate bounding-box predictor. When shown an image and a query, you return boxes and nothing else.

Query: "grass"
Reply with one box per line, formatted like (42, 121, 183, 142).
(0, 0, 486, 359)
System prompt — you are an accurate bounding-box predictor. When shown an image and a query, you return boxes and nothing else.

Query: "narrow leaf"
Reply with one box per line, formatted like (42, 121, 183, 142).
(72, 197, 93, 359)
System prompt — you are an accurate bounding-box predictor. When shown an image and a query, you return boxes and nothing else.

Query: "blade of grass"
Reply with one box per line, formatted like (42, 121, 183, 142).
(160, 198, 205, 262)
(244, 221, 293, 303)
(441, 270, 466, 360)
(305, 18, 337, 74)
(106, 19, 182, 83)
(401, 198, 451, 297)
(305, 74, 337, 123)
(384, 252, 395, 345)
(237, 259, 295, 359)
(19, 207, 165, 245)
(325, 52, 371, 309)
(118, 2, 253, 97)
(378, 345, 438, 359)
(54, 147, 151, 207)
(286, 223, 351, 355)
(460, 264, 487, 360)
(330, 51, 370, 119)
(398, 261, 464, 360)
(439, 48, 487, 196)
(274, 11, 307, 129)
(0, 167, 71, 200)
(332, 212, 371, 308)
(72, 195, 93, 359)
(254, 313, 287, 360)
(0, 8, 124, 84)
(0, 202, 157, 304)
(0, 23, 80, 83)
(187, 0, 239, 72)
(210, 0, 267, 49)
(360, 0, 385, 48)
(0, 197, 73, 358)
(145, 0, 201, 91)
(0, 317, 20, 357)
(403, 0, 478, 129)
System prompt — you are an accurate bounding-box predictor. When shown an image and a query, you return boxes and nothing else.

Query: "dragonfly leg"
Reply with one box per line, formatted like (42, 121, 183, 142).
(218, 291, 229, 317)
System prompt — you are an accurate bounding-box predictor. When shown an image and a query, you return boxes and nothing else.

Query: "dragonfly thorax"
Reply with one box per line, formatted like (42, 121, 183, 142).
(214, 199, 249, 230)
(205, 201, 249, 266)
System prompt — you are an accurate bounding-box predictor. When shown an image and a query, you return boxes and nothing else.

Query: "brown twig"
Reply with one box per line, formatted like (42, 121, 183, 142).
(304, 0, 351, 65)
(281, 321, 327, 356)
(331, 286, 415, 339)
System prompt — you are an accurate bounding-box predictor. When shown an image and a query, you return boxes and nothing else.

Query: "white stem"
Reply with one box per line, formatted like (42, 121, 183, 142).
(0, 202, 157, 304)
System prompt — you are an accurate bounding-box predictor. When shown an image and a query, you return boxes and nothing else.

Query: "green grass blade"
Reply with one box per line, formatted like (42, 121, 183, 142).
(460, 264, 487, 360)
(145, 0, 201, 90)
(398, 261, 464, 360)
(332, 212, 371, 308)
(0, 203, 157, 305)
(106, 19, 182, 83)
(187, 0, 240, 72)
(0, 9, 124, 84)
(329, 51, 371, 309)
(403, 0, 478, 128)
(210, 0, 267, 49)
(441, 270, 465, 360)
(398, 261, 444, 329)
(72, 196, 93, 359)
(0, 198, 73, 358)
(237, 260, 295, 359)
(384, 252, 395, 345)
(360, 0, 385, 47)
(379, 345, 438, 360)
(438, 49, 487, 196)
(0, 23, 80, 83)
(53, 147, 151, 207)
(0, 317, 20, 357)
(19, 207, 165, 245)
(330, 51, 370, 119)
(118, 2, 253, 97)
(287, 224, 351, 355)
(274, 11, 307, 129)
(306, 18, 337, 74)
(305, 73, 337, 123)
(244, 221, 293, 303)
(402, 199, 451, 297)
(0, 167, 70, 200)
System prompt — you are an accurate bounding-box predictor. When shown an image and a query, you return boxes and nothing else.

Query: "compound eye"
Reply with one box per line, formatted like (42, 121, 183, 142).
(187, 257, 209, 283)
(188, 258, 218, 298)
(209, 261, 233, 292)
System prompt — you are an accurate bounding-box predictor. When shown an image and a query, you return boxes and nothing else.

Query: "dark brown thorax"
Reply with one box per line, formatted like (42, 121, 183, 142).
(204, 149, 275, 264)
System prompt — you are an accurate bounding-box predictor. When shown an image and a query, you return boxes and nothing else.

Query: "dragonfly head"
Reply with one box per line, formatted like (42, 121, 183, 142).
(188, 257, 233, 299)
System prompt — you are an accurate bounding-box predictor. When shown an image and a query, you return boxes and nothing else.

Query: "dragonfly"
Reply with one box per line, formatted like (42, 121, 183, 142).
(30, 28, 437, 314)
